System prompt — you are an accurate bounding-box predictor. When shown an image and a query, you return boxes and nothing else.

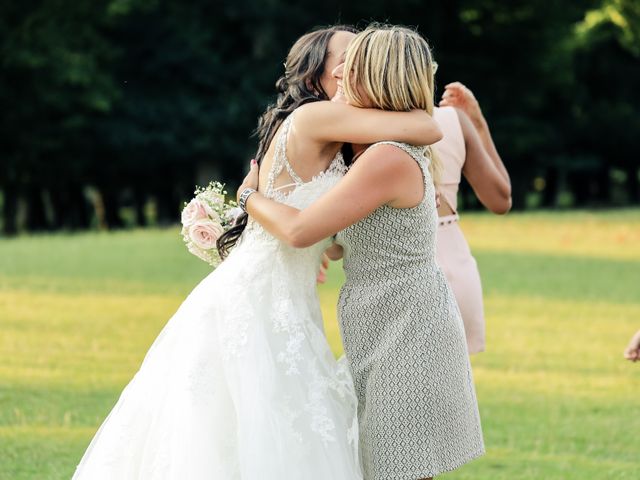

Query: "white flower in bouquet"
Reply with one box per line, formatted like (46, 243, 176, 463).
(180, 181, 238, 266)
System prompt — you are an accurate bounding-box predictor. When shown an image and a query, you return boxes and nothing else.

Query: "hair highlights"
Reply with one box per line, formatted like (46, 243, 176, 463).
(217, 25, 357, 259)
(342, 24, 442, 181)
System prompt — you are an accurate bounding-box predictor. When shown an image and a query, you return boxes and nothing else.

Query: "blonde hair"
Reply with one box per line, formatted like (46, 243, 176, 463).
(343, 24, 442, 182)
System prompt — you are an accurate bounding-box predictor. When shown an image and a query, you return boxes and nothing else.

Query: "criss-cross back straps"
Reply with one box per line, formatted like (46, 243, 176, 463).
(264, 114, 304, 197)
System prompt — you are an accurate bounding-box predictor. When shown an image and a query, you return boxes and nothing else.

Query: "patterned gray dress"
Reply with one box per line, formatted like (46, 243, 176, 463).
(336, 141, 484, 479)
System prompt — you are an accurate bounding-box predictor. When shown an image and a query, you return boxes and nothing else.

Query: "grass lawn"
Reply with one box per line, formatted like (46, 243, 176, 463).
(1, 209, 639, 479)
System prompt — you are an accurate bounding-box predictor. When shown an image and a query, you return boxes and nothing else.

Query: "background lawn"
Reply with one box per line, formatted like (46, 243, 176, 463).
(1, 210, 639, 479)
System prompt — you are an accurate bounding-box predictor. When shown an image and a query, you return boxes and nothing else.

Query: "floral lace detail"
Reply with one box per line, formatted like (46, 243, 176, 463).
(280, 394, 304, 444)
(220, 317, 248, 360)
(274, 322, 305, 375)
(241, 151, 346, 249)
(278, 358, 360, 451)
(265, 114, 299, 196)
(304, 361, 337, 443)
(265, 112, 347, 202)
(72, 164, 362, 480)
(72, 121, 362, 480)
(271, 251, 306, 375)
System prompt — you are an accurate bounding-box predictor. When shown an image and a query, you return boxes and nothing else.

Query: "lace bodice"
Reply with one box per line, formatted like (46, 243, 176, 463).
(240, 113, 347, 280)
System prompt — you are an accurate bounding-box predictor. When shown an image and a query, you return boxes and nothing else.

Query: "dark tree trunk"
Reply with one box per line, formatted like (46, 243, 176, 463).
(25, 186, 49, 231)
(155, 185, 177, 225)
(68, 186, 91, 229)
(627, 165, 640, 204)
(100, 187, 124, 229)
(49, 189, 64, 230)
(133, 186, 147, 227)
(594, 166, 610, 205)
(2, 184, 18, 235)
(570, 171, 591, 206)
(541, 167, 558, 207)
(49, 186, 90, 230)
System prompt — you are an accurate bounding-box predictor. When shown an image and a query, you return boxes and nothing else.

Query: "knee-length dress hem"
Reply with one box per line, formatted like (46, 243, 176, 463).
(336, 141, 484, 480)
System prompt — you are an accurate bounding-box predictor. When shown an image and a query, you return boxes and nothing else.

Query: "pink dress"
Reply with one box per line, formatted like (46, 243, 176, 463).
(433, 106, 485, 354)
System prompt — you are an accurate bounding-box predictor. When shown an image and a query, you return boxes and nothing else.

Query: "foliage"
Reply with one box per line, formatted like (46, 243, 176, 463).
(0, 1, 638, 234)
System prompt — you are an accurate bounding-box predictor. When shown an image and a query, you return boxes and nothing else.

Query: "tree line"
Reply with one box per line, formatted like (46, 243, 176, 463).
(1, 0, 638, 234)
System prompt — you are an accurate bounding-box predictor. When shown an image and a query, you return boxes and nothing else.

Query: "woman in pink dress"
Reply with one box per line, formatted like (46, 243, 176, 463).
(434, 82, 512, 354)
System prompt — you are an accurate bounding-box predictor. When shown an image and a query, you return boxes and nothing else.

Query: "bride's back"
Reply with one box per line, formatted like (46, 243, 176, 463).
(258, 109, 343, 198)
(238, 113, 346, 264)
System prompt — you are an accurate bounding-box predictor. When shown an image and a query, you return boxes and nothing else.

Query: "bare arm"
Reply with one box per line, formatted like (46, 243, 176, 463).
(295, 101, 442, 146)
(461, 110, 510, 187)
(239, 145, 419, 248)
(440, 82, 510, 190)
(457, 109, 512, 214)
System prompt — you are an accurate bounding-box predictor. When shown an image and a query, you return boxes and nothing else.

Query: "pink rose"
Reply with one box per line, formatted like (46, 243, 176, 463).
(188, 219, 224, 250)
(181, 199, 218, 227)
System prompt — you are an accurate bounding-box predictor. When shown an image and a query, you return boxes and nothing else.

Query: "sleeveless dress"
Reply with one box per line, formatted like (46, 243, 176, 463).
(72, 115, 363, 480)
(433, 106, 486, 354)
(336, 141, 484, 480)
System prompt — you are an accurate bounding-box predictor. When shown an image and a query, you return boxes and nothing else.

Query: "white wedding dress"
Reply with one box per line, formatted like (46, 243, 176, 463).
(73, 115, 362, 479)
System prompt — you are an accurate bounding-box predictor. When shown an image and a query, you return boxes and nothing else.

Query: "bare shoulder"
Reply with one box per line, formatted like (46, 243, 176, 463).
(355, 143, 418, 178)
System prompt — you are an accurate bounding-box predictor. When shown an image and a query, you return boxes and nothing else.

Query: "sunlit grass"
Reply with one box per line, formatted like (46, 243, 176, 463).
(1, 210, 639, 479)
(460, 209, 640, 261)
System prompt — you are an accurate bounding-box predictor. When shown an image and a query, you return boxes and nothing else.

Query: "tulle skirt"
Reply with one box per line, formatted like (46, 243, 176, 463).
(73, 242, 362, 479)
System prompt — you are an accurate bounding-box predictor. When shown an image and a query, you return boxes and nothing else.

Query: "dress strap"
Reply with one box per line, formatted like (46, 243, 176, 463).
(265, 114, 304, 197)
(277, 113, 304, 184)
(366, 141, 433, 205)
(368, 141, 430, 165)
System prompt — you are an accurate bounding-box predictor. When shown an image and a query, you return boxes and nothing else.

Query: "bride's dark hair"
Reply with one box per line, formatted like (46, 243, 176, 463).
(217, 25, 357, 259)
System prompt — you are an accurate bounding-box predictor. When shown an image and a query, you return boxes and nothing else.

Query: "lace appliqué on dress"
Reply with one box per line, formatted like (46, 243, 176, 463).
(220, 318, 249, 360)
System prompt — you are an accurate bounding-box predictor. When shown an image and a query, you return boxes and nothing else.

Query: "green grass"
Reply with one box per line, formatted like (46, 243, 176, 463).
(1, 210, 639, 479)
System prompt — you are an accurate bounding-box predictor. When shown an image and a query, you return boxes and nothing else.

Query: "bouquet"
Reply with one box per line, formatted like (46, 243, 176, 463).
(180, 181, 241, 266)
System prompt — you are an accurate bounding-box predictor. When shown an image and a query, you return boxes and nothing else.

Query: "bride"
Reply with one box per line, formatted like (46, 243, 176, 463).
(72, 25, 442, 479)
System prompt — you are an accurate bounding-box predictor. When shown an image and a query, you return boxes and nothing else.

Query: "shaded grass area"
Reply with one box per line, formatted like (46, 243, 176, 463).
(1, 210, 639, 479)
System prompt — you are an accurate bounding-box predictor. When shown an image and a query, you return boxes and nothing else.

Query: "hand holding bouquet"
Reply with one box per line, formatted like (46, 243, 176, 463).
(181, 182, 241, 266)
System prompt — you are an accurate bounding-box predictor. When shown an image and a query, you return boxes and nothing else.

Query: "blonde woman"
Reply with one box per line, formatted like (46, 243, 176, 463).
(433, 83, 512, 353)
(72, 26, 442, 480)
(240, 25, 484, 480)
